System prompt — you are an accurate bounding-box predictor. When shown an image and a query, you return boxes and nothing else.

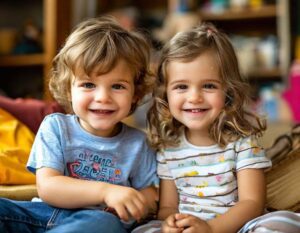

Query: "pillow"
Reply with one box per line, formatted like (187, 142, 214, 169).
(266, 124, 300, 211)
(0, 95, 64, 134)
(0, 108, 35, 184)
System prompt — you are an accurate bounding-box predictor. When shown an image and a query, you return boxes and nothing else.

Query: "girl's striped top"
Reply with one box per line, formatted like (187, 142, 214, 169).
(157, 134, 272, 220)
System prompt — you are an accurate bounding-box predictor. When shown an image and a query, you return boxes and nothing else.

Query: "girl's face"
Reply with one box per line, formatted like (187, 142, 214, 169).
(166, 51, 226, 145)
(71, 59, 136, 137)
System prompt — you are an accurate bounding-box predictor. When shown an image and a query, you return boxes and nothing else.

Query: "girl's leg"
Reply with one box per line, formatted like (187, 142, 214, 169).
(0, 198, 56, 233)
(238, 210, 300, 233)
(131, 220, 162, 233)
(46, 209, 128, 233)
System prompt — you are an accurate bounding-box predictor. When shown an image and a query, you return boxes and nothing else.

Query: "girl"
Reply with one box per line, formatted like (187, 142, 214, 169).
(134, 23, 274, 233)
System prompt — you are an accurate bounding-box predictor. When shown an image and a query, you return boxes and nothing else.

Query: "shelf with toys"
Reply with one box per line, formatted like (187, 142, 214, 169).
(199, 4, 277, 21)
(198, 0, 290, 81)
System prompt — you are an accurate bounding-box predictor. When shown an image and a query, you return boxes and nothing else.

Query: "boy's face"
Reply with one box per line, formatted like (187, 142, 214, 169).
(71, 59, 136, 137)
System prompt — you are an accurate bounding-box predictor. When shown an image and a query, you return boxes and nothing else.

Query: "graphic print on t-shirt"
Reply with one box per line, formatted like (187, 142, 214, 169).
(67, 149, 122, 183)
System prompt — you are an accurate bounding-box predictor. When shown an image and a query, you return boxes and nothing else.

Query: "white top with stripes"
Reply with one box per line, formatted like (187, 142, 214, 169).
(157, 135, 272, 220)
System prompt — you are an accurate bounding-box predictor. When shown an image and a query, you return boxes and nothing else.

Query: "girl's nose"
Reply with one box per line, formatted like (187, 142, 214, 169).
(188, 88, 203, 103)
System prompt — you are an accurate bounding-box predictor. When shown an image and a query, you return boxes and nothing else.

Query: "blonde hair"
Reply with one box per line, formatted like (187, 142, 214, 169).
(49, 16, 154, 113)
(147, 23, 266, 150)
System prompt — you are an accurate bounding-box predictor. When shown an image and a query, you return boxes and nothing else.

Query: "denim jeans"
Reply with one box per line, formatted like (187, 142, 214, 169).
(0, 198, 128, 233)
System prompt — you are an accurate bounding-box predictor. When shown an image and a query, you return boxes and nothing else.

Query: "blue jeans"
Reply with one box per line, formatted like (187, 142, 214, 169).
(0, 198, 128, 233)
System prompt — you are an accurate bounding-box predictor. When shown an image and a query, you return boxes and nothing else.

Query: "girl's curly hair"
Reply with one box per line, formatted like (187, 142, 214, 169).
(147, 23, 266, 151)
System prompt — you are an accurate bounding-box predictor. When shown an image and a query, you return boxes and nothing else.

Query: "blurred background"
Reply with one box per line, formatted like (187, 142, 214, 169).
(0, 0, 300, 146)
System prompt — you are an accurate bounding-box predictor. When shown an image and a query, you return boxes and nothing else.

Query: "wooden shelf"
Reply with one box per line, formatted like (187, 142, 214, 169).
(200, 5, 276, 21)
(247, 67, 282, 79)
(0, 54, 45, 67)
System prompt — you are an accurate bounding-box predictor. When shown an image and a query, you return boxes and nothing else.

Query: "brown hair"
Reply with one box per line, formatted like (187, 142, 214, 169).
(49, 16, 154, 113)
(147, 23, 266, 150)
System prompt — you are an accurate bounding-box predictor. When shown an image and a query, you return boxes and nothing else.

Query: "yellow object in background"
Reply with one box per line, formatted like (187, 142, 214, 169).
(249, 0, 263, 9)
(296, 36, 300, 60)
(0, 108, 35, 184)
(0, 28, 17, 55)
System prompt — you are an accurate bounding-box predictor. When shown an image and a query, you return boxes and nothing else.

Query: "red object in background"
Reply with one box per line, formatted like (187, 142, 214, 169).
(282, 60, 300, 122)
(0, 95, 64, 134)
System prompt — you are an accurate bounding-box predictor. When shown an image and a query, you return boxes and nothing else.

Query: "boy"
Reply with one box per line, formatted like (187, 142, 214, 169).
(0, 16, 158, 233)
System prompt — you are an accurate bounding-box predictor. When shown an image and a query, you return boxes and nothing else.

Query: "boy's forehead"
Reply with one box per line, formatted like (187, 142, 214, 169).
(74, 58, 135, 78)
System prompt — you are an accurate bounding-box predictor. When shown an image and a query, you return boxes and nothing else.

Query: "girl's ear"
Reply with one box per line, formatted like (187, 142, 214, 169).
(225, 94, 233, 106)
(132, 95, 139, 104)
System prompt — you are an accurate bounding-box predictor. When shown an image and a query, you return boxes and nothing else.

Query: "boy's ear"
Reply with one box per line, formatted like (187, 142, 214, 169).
(67, 92, 72, 102)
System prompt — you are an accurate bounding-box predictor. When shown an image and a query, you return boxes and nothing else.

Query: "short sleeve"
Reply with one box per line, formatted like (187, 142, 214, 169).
(157, 151, 173, 180)
(236, 136, 272, 171)
(130, 143, 159, 189)
(27, 114, 65, 174)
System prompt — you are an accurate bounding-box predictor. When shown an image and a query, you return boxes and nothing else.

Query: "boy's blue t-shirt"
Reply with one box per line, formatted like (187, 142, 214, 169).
(27, 113, 158, 190)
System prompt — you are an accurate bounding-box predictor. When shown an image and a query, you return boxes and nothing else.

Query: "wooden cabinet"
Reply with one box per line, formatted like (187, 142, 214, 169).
(198, 0, 290, 82)
(0, 0, 71, 100)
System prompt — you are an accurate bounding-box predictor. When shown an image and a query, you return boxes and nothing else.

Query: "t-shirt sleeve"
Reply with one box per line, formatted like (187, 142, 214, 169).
(130, 142, 159, 189)
(157, 151, 173, 180)
(26, 114, 65, 174)
(236, 136, 272, 171)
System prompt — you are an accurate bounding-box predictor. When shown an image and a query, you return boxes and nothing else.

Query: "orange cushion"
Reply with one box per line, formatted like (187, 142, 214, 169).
(0, 108, 35, 184)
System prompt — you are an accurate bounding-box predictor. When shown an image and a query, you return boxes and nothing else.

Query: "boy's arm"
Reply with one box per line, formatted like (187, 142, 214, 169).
(157, 179, 179, 220)
(36, 167, 147, 221)
(207, 168, 266, 233)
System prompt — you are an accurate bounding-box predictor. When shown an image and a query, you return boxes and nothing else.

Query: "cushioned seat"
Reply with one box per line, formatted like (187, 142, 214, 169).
(0, 184, 37, 201)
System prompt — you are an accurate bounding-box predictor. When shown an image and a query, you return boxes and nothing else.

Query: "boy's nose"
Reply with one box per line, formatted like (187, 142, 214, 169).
(94, 88, 110, 102)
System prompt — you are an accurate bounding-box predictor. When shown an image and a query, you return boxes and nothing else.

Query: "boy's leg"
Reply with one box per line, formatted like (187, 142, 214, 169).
(0, 198, 55, 233)
(46, 209, 128, 233)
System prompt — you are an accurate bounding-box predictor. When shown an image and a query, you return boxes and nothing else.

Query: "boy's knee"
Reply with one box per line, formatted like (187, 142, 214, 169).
(72, 210, 127, 233)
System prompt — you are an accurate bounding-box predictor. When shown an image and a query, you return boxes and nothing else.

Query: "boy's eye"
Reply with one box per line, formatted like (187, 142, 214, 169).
(174, 84, 188, 90)
(112, 84, 125, 90)
(82, 82, 95, 89)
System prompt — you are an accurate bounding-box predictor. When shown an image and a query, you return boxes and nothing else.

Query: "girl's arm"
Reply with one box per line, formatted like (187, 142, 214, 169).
(207, 168, 266, 233)
(36, 167, 147, 221)
(140, 186, 159, 218)
(157, 179, 179, 220)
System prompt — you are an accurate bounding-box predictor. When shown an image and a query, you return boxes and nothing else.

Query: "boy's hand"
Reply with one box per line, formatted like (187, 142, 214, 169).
(103, 184, 147, 222)
(162, 214, 184, 233)
(174, 213, 213, 233)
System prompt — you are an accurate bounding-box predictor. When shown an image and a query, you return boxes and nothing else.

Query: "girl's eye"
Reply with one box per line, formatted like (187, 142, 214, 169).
(112, 84, 125, 90)
(203, 83, 217, 89)
(82, 82, 95, 89)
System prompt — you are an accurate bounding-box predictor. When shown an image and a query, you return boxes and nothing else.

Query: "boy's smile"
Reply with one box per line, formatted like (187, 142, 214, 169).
(71, 59, 136, 137)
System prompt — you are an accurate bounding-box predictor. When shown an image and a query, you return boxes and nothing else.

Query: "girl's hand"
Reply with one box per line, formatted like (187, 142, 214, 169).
(162, 214, 184, 233)
(175, 213, 213, 233)
(103, 184, 147, 222)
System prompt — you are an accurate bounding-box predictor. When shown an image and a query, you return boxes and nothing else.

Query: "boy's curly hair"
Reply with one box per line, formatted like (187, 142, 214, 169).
(147, 23, 266, 151)
(49, 16, 155, 114)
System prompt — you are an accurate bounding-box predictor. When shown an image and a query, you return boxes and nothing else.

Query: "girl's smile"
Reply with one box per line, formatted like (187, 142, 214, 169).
(167, 50, 226, 142)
